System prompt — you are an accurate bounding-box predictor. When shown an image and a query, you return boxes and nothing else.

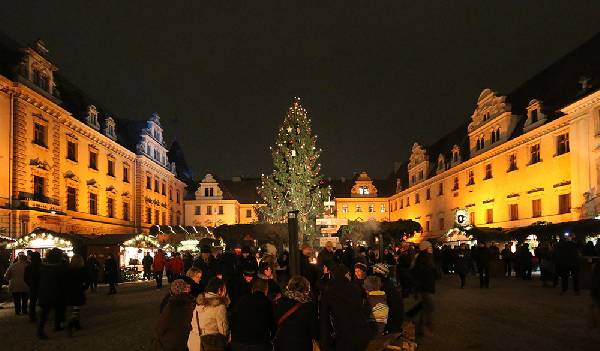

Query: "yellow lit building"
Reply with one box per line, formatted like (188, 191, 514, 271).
(0, 37, 186, 238)
(332, 172, 392, 222)
(333, 33, 600, 240)
(184, 174, 262, 227)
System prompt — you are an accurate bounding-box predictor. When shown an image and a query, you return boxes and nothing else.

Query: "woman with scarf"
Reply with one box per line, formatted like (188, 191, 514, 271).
(273, 276, 318, 351)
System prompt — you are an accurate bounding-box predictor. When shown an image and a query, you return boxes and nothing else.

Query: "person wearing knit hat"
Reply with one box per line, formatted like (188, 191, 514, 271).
(170, 279, 190, 295)
(152, 279, 195, 350)
(372, 263, 390, 278)
(353, 262, 368, 291)
(419, 240, 433, 252)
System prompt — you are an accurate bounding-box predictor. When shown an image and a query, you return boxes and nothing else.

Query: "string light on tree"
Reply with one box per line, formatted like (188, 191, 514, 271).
(257, 97, 330, 241)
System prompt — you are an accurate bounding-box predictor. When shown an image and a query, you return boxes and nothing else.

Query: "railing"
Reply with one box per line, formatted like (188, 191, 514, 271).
(17, 192, 61, 211)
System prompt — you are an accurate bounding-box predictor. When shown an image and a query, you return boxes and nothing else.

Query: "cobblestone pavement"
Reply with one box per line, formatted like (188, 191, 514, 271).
(0, 276, 599, 351)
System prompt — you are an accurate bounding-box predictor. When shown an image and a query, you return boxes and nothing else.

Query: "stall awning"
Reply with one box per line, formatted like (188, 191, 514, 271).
(7, 228, 75, 250)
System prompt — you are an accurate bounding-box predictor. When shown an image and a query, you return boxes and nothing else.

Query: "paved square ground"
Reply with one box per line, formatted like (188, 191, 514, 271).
(0, 276, 598, 350)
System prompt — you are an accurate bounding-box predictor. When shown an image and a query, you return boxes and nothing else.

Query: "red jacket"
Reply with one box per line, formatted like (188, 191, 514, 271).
(169, 256, 184, 274)
(152, 252, 166, 272)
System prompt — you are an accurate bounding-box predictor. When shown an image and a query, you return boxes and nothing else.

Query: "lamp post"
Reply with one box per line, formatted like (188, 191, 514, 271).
(288, 210, 300, 276)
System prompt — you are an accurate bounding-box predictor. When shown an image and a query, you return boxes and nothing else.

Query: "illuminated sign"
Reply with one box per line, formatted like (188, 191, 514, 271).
(455, 208, 469, 227)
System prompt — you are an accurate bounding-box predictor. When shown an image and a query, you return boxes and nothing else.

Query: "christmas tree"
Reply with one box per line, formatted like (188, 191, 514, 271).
(258, 97, 330, 241)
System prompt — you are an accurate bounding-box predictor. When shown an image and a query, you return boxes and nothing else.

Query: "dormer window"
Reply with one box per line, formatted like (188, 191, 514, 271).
(86, 105, 100, 130)
(525, 99, 546, 131)
(476, 136, 485, 151)
(437, 155, 445, 171)
(359, 186, 369, 195)
(103, 117, 117, 140)
(451, 145, 461, 164)
(491, 128, 501, 143)
(32, 69, 49, 91)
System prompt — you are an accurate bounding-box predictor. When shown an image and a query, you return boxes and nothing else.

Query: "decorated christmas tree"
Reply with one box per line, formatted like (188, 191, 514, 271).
(258, 97, 330, 241)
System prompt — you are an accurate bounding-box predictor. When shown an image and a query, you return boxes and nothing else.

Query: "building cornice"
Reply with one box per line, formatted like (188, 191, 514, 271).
(561, 89, 600, 116)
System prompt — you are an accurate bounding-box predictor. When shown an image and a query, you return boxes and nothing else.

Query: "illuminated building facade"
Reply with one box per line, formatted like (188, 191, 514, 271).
(0, 36, 186, 238)
(334, 34, 600, 240)
(184, 174, 262, 227)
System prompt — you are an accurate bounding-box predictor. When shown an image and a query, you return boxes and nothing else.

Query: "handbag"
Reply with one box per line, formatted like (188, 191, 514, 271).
(196, 311, 227, 351)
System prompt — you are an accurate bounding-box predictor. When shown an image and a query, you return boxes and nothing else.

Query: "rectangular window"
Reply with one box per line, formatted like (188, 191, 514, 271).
(33, 123, 46, 147)
(162, 183, 166, 195)
(176, 191, 180, 204)
(195, 206, 201, 215)
(439, 218, 445, 231)
(146, 176, 152, 189)
(154, 179, 159, 193)
(89, 151, 98, 170)
(107, 159, 115, 177)
(67, 141, 77, 161)
(484, 164, 493, 180)
(246, 209, 252, 218)
(426, 188, 431, 200)
(169, 187, 173, 200)
(89, 193, 98, 215)
(207, 206, 212, 215)
(400, 199, 404, 209)
(67, 186, 77, 211)
(467, 170, 475, 185)
(205, 188, 210, 197)
(162, 212, 166, 225)
(508, 154, 518, 172)
(531, 109, 538, 123)
(406, 197, 410, 207)
(380, 204, 386, 213)
(415, 193, 420, 204)
(123, 166, 129, 183)
(438, 183, 444, 196)
(155, 210, 160, 224)
(123, 202, 130, 221)
(356, 205, 362, 212)
(425, 221, 430, 232)
(33, 176, 45, 200)
(532, 199, 542, 218)
(176, 214, 181, 226)
(452, 177, 459, 191)
(411, 175, 416, 184)
(368, 204, 375, 213)
(530, 144, 541, 164)
(486, 208, 493, 224)
(558, 193, 571, 214)
(556, 133, 570, 155)
(107, 198, 114, 218)
(469, 212, 475, 226)
(342, 205, 348, 213)
(218, 205, 224, 215)
(509, 203, 518, 221)
(146, 207, 152, 224)
(418, 170, 424, 180)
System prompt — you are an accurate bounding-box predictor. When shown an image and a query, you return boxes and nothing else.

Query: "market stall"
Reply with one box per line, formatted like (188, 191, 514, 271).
(6, 228, 75, 258)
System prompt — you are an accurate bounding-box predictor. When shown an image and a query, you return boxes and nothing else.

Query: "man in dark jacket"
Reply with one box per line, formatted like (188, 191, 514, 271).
(500, 244, 513, 277)
(300, 245, 317, 290)
(554, 237, 580, 293)
(319, 263, 370, 351)
(142, 252, 153, 281)
(24, 251, 42, 322)
(104, 254, 119, 295)
(317, 241, 335, 269)
(231, 278, 275, 351)
(411, 241, 436, 337)
(476, 242, 491, 288)
(193, 245, 217, 287)
(37, 248, 67, 339)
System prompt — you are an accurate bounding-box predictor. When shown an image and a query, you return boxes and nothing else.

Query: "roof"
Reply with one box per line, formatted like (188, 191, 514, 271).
(220, 178, 262, 204)
(325, 174, 396, 198)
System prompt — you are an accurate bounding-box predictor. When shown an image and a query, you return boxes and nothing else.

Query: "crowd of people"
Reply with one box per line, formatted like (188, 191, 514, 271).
(1, 235, 599, 350)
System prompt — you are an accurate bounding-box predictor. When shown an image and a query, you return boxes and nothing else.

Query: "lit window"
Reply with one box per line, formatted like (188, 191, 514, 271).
(486, 208, 493, 224)
(508, 154, 517, 172)
(359, 186, 369, 195)
(530, 144, 541, 164)
(484, 164, 493, 180)
(356, 205, 362, 212)
(342, 205, 348, 213)
(195, 206, 201, 215)
(246, 209, 252, 218)
(89, 193, 98, 215)
(380, 204, 386, 213)
(558, 193, 571, 214)
(509, 203, 518, 221)
(368, 204, 374, 213)
(532, 199, 542, 218)
(467, 170, 475, 185)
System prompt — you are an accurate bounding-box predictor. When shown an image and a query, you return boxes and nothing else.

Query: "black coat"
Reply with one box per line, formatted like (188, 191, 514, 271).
(319, 266, 370, 351)
(454, 249, 469, 275)
(411, 252, 436, 294)
(554, 240, 579, 269)
(379, 276, 404, 333)
(24, 260, 41, 293)
(151, 294, 195, 351)
(104, 257, 119, 283)
(300, 254, 317, 289)
(38, 262, 67, 306)
(66, 266, 88, 306)
(274, 297, 319, 351)
(231, 291, 275, 346)
(229, 276, 252, 308)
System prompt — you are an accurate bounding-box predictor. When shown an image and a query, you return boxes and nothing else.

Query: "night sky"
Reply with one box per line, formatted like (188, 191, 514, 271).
(1, 1, 599, 180)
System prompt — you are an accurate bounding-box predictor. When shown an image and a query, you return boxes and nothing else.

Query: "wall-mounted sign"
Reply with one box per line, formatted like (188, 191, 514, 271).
(455, 208, 469, 227)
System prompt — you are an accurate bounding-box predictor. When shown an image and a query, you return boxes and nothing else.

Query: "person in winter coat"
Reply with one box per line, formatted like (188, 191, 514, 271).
(230, 278, 275, 351)
(169, 253, 184, 281)
(554, 237, 580, 293)
(4, 254, 29, 315)
(591, 261, 600, 329)
(86, 254, 100, 292)
(183, 253, 194, 275)
(454, 244, 469, 288)
(238, 246, 258, 275)
(153, 249, 167, 289)
(500, 244, 513, 277)
(152, 279, 195, 351)
(37, 248, 67, 339)
(24, 251, 42, 321)
(229, 269, 255, 308)
(476, 242, 491, 288)
(317, 241, 335, 269)
(142, 252, 154, 281)
(411, 241, 436, 337)
(194, 246, 217, 286)
(187, 278, 229, 351)
(364, 275, 389, 338)
(273, 276, 318, 351)
(342, 243, 355, 270)
(518, 243, 533, 280)
(104, 254, 119, 295)
(319, 263, 370, 351)
(66, 255, 89, 336)
(353, 262, 368, 293)
(181, 267, 203, 298)
(372, 263, 403, 333)
(300, 245, 317, 290)
(258, 261, 282, 301)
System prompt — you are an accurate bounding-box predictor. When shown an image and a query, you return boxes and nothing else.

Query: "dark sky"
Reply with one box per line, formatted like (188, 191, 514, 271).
(1, 1, 599, 180)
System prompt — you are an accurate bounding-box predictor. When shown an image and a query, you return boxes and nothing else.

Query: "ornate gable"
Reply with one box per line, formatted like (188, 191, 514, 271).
(408, 143, 427, 170)
(195, 174, 224, 200)
(350, 172, 378, 198)
(407, 143, 430, 187)
(103, 116, 117, 140)
(468, 89, 511, 132)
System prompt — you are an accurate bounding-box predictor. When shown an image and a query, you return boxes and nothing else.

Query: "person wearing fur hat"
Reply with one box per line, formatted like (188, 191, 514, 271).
(372, 263, 404, 333)
(187, 278, 229, 351)
(411, 241, 436, 337)
(152, 279, 195, 351)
